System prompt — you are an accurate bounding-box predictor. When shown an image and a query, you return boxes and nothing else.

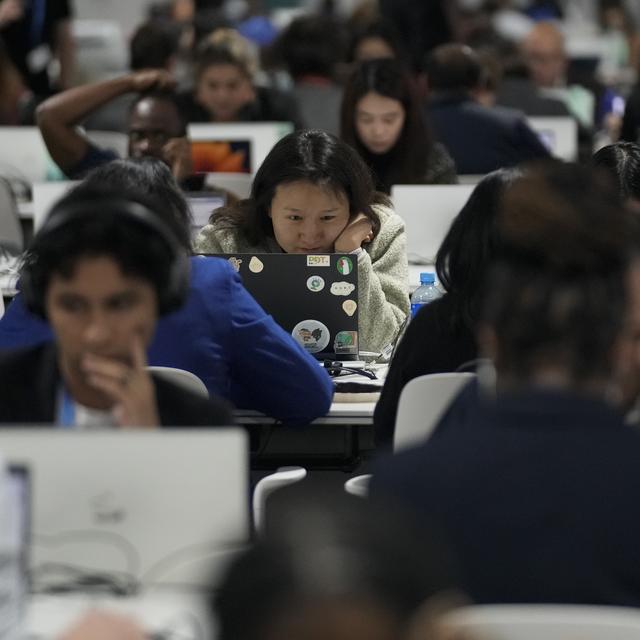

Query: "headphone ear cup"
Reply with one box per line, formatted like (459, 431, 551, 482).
(158, 253, 191, 314)
(19, 260, 46, 319)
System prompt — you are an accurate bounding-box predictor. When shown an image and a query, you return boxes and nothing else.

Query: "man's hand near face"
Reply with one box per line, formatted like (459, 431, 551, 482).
(81, 335, 160, 428)
(163, 137, 193, 183)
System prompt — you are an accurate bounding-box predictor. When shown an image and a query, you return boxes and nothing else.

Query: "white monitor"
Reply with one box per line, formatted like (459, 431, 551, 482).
(0, 127, 55, 185)
(391, 184, 474, 265)
(32, 181, 78, 231)
(0, 429, 249, 590)
(526, 116, 578, 162)
(188, 122, 293, 174)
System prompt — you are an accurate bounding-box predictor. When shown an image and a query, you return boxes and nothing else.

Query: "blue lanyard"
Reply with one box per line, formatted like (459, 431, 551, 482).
(57, 387, 76, 428)
(30, 0, 46, 49)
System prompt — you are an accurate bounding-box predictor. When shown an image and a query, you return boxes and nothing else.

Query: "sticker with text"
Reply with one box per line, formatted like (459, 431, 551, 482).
(292, 319, 330, 354)
(330, 281, 356, 296)
(306, 255, 331, 267)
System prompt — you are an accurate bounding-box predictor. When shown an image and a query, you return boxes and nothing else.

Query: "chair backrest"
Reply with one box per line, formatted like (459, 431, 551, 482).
(458, 174, 486, 185)
(526, 116, 578, 161)
(253, 466, 307, 534)
(0, 127, 52, 185)
(393, 372, 475, 452)
(391, 184, 474, 264)
(0, 178, 23, 253)
(147, 366, 209, 398)
(442, 604, 640, 640)
(32, 181, 78, 231)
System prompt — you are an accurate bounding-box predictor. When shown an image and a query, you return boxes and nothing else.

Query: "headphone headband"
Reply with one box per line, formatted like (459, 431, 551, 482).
(22, 195, 190, 318)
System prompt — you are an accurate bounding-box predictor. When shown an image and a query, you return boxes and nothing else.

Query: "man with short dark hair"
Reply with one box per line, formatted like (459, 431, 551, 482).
(36, 69, 198, 186)
(0, 185, 231, 427)
(426, 43, 550, 174)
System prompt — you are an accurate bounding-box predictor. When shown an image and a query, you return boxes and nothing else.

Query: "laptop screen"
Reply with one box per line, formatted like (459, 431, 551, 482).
(0, 464, 29, 635)
(188, 191, 227, 236)
(205, 253, 360, 360)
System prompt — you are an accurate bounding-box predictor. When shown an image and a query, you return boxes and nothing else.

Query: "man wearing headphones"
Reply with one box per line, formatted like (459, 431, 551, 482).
(0, 185, 231, 427)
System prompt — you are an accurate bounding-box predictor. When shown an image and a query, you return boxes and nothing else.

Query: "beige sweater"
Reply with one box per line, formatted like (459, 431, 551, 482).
(194, 204, 410, 354)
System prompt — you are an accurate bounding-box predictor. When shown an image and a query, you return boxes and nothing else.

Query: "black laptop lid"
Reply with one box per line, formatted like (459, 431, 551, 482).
(207, 253, 359, 360)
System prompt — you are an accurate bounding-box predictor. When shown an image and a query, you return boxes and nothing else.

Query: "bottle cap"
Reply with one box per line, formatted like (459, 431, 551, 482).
(419, 272, 435, 284)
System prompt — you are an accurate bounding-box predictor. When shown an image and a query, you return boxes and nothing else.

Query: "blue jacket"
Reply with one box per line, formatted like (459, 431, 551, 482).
(371, 387, 640, 606)
(0, 256, 334, 424)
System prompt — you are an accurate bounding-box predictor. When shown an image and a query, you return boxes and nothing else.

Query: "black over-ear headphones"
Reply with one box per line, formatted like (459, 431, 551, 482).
(21, 198, 191, 318)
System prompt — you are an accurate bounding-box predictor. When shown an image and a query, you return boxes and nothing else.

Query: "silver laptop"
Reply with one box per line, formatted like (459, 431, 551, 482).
(0, 429, 249, 591)
(391, 184, 474, 264)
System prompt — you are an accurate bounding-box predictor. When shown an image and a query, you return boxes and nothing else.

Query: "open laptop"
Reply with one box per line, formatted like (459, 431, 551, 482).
(0, 429, 249, 591)
(187, 191, 227, 236)
(206, 253, 360, 360)
(0, 464, 29, 637)
(391, 184, 474, 265)
(188, 122, 294, 174)
(526, 116, 578, 162)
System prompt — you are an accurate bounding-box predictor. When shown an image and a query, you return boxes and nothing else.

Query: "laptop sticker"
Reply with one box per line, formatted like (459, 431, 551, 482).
(292, 320, 330, 353)
(336, 256, 353, 275)
(330, 281, 356, 296)
(307, 255, 331, 267)
(249, 256, 264, 273)
(342, 299, 357, 316)
(228, 257, 242, 272)
(334, 330, 358, 357)
(307, 275, 325, 292)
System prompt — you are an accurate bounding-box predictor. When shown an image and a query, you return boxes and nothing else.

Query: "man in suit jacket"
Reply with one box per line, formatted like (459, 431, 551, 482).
(370, 164, 640, 606)
(425, 44, 550, 174)
(0, 184, 231, 428)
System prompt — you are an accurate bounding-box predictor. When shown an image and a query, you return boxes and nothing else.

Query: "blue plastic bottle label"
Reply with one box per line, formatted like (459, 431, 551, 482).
(411, 302, 425, 317)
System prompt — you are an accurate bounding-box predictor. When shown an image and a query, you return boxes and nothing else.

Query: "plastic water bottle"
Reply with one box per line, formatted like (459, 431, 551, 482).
(410, 272, 442, 318)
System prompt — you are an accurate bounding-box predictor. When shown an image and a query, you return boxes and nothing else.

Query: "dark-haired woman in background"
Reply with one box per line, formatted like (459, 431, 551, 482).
(194, 129, 410, 354)
(592, 141, 640, 206)
(373, 168, 521, 448)
(341, 58, 456, 194)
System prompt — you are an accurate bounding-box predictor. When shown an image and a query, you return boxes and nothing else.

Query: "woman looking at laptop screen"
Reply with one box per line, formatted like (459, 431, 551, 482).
(194, 129, 410, 355)
(340, 58, 457, 194)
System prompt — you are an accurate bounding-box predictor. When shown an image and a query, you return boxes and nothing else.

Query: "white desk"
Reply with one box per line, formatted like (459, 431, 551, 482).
(25, 590, 212, 639)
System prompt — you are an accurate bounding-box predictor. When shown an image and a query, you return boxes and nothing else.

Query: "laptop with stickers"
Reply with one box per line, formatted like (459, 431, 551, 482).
(206, 253, 360, 360)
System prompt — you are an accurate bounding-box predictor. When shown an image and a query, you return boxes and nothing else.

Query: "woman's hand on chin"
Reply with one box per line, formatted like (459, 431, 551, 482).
(334, 214, 374, 253)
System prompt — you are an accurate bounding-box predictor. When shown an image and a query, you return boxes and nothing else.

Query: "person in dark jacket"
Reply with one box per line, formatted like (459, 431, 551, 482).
(373, 168, 521, 448)
(0, 183, 232, 427)
(425, 44, 550, 175)
(372, 163, 640, 606)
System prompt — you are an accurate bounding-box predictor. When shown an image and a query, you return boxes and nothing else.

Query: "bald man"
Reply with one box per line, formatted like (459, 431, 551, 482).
(522, 21, 595, 128)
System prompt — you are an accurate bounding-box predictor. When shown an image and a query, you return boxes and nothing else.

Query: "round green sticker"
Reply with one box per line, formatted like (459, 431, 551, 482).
(336, 256, 353, 275)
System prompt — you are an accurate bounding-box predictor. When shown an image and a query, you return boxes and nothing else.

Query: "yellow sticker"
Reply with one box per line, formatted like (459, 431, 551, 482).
(249, 256, 264, 273)
(307, 255, 331, 267)
(342, 299, 357, 316)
